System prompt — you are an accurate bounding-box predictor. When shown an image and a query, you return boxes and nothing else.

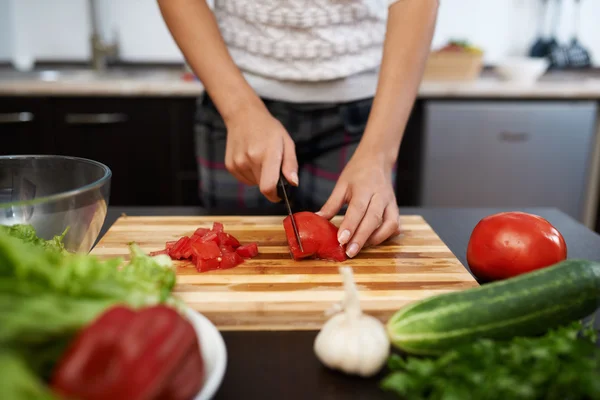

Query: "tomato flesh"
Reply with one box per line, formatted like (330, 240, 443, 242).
(153, 221, 259, 273)
(283, 211, 347, 262)
(466, 211, 567, 282)
(220, 251, 244, 269)
(236, 243, 259, 258)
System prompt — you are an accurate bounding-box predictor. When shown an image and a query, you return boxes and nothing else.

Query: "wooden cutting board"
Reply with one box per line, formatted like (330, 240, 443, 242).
(91, 215, 479, 331)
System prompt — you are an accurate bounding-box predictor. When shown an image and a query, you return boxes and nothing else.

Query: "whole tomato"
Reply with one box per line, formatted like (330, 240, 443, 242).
(466, 211, 567, 282)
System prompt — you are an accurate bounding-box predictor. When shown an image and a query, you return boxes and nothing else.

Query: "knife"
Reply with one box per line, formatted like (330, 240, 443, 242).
(277, 174, 304, 252)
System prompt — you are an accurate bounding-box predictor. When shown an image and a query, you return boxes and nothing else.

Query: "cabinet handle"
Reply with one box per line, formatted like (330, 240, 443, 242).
(498, 131, 530, 142)
(65, 113, 128, 125)
(0, 112, 34, 124)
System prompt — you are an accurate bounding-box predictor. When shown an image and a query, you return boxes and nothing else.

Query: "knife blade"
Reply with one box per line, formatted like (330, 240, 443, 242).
(277, 174, 304, 252)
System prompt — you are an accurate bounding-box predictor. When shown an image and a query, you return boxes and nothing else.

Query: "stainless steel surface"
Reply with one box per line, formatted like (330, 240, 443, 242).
(0, 68, 180, 82)
(65, 113, 128, 125)
(421, 100, 598, 222)
(279, 176, 303, 252)
(0, 112, 34, 124)
(89, 0, 119, 71)
(0, 155, 111, 253)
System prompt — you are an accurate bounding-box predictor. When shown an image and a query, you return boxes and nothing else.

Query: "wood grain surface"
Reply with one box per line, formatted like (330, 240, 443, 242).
(91, 215, 479, 331)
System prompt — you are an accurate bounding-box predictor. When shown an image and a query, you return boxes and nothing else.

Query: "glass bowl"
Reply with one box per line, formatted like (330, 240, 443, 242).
(0, 155, 111, 253)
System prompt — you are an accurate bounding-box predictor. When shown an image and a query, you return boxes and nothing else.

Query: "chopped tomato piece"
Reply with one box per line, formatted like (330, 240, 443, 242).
(236, 243, 259, 258)
(157, 221, 258, 273)
(218, 232, 240, 248)
(169, 236, 191, 260)
(195, 257, 220, 272)
(200, 231, 219, 245)
(191, 241, 221, 260)
(194, 227, 210, 237)
(220, 251, 243, 269)
(220, 245, 235, 254)
(212, 222, 224, 233)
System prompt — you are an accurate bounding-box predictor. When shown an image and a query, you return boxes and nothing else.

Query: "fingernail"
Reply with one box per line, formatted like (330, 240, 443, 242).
(338, 229, 351, 245)
(346, 243, 359, 258)
(315, 211, 323, 217)
(290, 172, 299, 186)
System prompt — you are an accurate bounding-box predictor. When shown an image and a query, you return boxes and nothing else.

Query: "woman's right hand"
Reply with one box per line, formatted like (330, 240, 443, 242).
(224, 102, 299, 202)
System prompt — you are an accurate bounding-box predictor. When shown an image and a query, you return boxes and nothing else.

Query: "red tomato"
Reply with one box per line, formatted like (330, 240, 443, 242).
(195, 257, 220, 272)
(212, 222, 224, 233)
(218, 232, 240, 248)
(191, 241, 221, 260)
(236, 243, 259, 258)
(466, 211, 567, 282)
(193, 228, 210, 237)
(220, 251, 244, 269)
(283, 211, 347, 262)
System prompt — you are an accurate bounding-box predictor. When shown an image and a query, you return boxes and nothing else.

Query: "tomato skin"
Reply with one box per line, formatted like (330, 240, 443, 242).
(466, 211, 567, 282)
(283, 212, 347, 262)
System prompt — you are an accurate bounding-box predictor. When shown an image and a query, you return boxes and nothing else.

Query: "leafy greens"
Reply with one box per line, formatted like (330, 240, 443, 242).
(381, 320, 600, 400)
(0, 224, 180, 398)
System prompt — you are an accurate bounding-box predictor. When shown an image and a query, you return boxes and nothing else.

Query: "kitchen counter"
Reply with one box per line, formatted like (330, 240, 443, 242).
(100, 206, 600, 400)
(2, 66, 600, 99)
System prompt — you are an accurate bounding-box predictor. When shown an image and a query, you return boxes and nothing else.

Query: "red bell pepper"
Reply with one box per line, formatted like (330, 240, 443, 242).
(50, 305, 205, 400)
(283, 211, 347, 262)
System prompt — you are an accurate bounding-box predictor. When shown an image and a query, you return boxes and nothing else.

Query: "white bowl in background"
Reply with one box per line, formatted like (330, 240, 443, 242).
(494, 57, 549, 84)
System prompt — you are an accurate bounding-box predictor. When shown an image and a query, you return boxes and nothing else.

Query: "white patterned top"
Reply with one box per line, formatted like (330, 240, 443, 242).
(207, 0, 401, 103)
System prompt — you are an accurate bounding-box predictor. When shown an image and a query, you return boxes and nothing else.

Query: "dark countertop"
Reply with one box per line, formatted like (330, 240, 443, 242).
(100, 206, 600, 400)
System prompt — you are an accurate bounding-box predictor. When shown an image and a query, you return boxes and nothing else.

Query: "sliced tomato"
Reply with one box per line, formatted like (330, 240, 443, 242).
(169, 236, 191, 260)
(193, 227, 210, 237)
(236, 243, 259, 258)
(220, 251, 243, 269)
(220, 245, 235, 254)
(200, 231, 219, 245)
(195, 257, 220, 272)
(218, 232, 240, 248)
(212, 222, 224, 233)
(166, 241, 177, 249)
(283, 212, 347, 262)
(191, 241, 221, 260)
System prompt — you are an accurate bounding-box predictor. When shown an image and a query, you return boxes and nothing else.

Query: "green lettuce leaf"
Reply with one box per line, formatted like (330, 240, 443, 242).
(0, 349, 58, 400)
(0, 224, 181, 398)
(0, 224, 68, 254)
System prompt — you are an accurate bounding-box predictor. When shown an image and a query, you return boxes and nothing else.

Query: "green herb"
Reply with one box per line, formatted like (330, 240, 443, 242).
(381, 320, 600, 400)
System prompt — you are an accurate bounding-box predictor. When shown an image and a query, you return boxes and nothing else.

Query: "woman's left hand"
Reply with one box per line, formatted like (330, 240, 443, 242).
(317, 152, 401, 258)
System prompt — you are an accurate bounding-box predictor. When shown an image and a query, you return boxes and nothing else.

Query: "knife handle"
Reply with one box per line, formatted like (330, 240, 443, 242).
(276, 173, 289, 203)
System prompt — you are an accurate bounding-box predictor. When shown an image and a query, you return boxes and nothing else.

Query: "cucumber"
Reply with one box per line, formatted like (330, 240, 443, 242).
(386, 259, 600, 356)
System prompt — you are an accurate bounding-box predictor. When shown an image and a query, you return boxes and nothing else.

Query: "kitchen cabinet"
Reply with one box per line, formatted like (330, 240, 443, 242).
(420, 100, 598, 222)
(0, 97, 54, 155)
(51, 97, 176, 206)
(0, 96, 199, 206)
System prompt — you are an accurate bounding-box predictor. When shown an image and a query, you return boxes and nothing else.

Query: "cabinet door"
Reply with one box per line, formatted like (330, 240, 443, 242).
(0, 97, 53, 155)
(421, 100, 598, 222)
(52, 98, 174, 206)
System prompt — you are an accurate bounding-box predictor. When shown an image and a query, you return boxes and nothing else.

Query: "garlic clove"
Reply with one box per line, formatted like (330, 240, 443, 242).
(313, 266, 390, 378)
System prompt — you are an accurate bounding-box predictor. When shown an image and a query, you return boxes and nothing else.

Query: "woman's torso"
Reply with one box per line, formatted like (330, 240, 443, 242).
(207, 0, 394, 103)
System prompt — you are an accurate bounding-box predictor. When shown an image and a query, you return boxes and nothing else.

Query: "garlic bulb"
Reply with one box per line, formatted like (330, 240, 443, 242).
(313, 266, 390, 377)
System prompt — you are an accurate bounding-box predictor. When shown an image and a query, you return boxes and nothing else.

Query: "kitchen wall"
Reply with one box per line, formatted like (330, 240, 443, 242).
(0, 0, 598, 67)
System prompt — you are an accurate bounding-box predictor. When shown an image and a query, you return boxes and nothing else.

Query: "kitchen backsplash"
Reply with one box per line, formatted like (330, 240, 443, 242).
(0, 0, 598, 67)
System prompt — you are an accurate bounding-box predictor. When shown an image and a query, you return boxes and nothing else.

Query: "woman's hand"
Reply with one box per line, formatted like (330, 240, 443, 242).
(317, 152, 401, 258)
(224, 102, 299, 202)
